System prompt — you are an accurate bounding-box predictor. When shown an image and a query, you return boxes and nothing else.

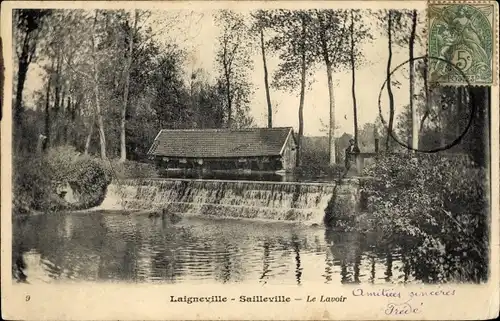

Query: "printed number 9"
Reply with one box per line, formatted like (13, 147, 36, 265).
(25, 295, 30, 302)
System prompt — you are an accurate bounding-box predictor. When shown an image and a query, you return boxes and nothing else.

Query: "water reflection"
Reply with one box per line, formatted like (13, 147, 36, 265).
(292, 235, 303, 285)
(13, 211, 407, 285)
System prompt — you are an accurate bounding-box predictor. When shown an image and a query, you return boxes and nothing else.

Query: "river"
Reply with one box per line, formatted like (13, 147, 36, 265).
(12, 211, 413, 285)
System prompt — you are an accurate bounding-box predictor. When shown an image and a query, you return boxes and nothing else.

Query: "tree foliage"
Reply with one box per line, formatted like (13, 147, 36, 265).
(13, 9, 244, 162)
(214, 10, 254, 128)
(360, 153, 488, 283)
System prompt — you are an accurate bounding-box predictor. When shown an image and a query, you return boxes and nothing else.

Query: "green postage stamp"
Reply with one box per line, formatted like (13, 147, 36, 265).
(429, 2, 497, 85)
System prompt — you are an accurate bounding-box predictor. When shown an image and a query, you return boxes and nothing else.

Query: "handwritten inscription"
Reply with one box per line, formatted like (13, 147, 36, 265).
(409, 289, 456, 298)
(385, 302, 423, 315)
(352, 288, 401, 298)
(352, 288, 457, 315)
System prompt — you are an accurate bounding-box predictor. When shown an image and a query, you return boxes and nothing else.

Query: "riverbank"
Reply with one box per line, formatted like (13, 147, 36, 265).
(334, 153, 489, 283)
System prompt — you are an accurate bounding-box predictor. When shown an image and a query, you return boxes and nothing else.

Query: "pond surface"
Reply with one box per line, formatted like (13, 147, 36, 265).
(13, 211, 414, 285)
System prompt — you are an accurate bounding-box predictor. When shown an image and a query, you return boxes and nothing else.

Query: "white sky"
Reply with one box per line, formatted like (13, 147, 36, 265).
(177, 11, 426, 137)
(24, 7, 426, 137)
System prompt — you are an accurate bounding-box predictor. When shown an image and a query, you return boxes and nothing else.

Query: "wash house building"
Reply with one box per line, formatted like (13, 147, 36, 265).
(147, 127, 297, 172)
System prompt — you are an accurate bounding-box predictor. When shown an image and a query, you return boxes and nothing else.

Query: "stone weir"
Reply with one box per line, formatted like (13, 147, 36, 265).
(98, 178, 360, 225)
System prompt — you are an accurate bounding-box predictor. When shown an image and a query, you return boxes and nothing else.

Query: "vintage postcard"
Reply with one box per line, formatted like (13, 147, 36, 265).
(1, 0, 499, 320)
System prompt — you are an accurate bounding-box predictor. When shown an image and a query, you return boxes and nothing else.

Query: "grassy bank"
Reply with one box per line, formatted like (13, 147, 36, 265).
(326, 153, 489, 283)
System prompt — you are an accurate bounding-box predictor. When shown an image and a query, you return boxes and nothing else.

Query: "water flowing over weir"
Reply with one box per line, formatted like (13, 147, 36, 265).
(98, 179, 360, 225)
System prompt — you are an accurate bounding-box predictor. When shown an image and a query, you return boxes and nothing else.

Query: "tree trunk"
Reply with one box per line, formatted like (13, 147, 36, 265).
(14, 30, 32, 129)
(91, 12, 107, 160)
(350, 10, 359, 148)
(52, 52, 63, 145)
(14, 63, 28, 152)
(53, 52, 62, 114)
(316, 14, 337, 165)
(260, 28, 272, 128)
(84, 114, 96, 155)
(297, 16, 307, 167)
(64, 96, 71, 144)
(409, 9, 418, 151)
(120, 10, 138, 163)
(419, 57, 430, 135)
(43, 74, 52, 151)
(93, 80, 107, 159)
(225, 73, 232, 128)
(14, 62, 28, 126)
(326, 63, 336, 165)
(56, 87, 67, 146)
(385, 11, 395, 152)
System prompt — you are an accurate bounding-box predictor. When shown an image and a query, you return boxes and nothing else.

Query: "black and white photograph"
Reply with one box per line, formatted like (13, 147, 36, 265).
(1, 0, 499, 319)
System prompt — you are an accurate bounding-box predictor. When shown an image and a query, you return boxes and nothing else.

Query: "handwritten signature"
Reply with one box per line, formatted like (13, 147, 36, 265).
(385, 301, 423, 315)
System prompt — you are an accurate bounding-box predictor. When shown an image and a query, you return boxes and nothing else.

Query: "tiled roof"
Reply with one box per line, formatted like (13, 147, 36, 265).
(148, 127, 295, 158)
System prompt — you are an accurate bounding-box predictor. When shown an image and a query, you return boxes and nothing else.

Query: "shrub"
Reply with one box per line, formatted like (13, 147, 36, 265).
(68, 156, 112, 209)
(359, 153, 488, 283)
(13, 155, 55, 212)
(13, 145, 112, 213)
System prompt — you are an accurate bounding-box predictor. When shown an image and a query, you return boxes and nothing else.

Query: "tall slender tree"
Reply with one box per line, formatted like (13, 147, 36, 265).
(119, 10, 139, 162)
(267, 10, 316, 166)
(251, 11, 273, 128)
(385, 10, 395, 152)
(90, 11, 107, 159)
(341, 10, 373, 151)
(376, 9, 415, 152)
(297, 13, 308, 166)
(43, 60, 53, 151)
(350, 10, 359, 147)
(409, 9, 418, 151)
(310, 10, 350, 165)
(261, 27, 272, 128)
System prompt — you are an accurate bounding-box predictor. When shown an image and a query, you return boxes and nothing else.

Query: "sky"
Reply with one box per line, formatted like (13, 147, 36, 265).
(152, 8, 427, 137)
(23, 5, 427, 137)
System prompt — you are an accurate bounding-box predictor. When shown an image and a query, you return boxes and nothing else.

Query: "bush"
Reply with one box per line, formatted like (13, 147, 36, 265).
(68, 156, 112, 209)
(13, 145, 112, 213)
(359, 153, 488, 283)
(13, 155, 56, 212)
